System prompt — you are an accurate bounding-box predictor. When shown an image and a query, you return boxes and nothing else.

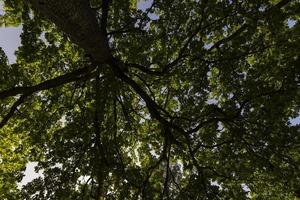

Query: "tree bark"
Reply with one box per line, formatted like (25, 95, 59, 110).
(28, 0, 111, 63)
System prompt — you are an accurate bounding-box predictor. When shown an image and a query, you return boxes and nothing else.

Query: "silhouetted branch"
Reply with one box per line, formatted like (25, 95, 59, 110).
(0, 66, 95, 100)
(0, 95, 27, 129)
(162, 144, 171, 199)
(209, 0, 292, 51)
(100, 0, 110, 34)
(127, 62, 164, 76)
(108, 28, 145, 36)
(110, 58, 187, 136)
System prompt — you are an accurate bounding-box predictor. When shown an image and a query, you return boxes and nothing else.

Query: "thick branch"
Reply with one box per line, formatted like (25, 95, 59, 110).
(0, 66, 94, 100)
(101, 0, 110, 34)
(209, 24, 247, 50)
(126, 62, 164, 76)
(269, 0, 292, 12)
(28, 0, 111, 62)
(109, 59, 186, 137)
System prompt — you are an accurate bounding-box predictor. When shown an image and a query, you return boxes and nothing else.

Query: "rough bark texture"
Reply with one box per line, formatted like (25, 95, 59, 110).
(28, 0, 111, 63)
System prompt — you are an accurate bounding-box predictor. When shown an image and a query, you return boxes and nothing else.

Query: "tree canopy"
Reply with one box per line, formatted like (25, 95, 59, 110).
(0, 0, 300, 199)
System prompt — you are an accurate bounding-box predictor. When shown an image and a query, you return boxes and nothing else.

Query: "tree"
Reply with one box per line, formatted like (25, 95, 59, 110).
(0, 0, 300, 199)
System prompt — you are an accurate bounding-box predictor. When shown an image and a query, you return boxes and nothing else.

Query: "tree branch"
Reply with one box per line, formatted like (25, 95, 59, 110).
(126, 62, 164, 76)
(108, 27, 145, 36)
(0, 66, 95, 100)
(162, 144, 171, 199)
(0, 95, 27, 129)
(209, 24, 248, 50)
(269, 0, 292, 12)
(28, 0, 111, 62)
(209, 0, 292, 50)
(109, 59, 188, 144)
(100, 0, 110, 34)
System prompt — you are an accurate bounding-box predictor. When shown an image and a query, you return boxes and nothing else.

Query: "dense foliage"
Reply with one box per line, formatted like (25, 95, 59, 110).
(0, 0, 300, 199)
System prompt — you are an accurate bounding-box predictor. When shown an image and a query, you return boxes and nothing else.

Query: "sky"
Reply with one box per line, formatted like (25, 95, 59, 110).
(0, 0, 299, 188)
(0, 26, 22, 63)
(0, 2, 22, 63)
